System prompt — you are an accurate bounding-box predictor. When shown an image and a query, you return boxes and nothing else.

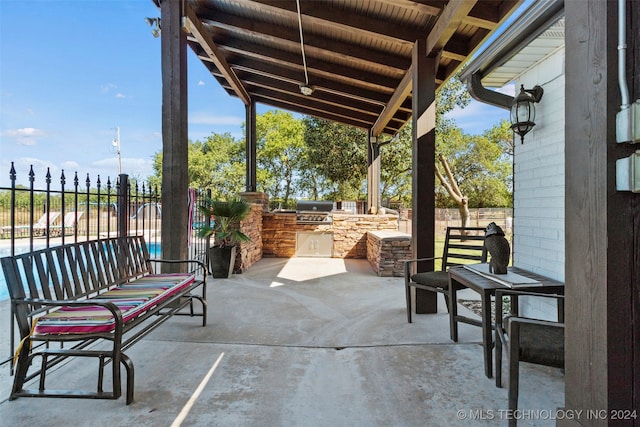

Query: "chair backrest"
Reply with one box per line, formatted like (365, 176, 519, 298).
(62, 211, 83, 226)
(34, 211, 61, 228)
(441, 226, 487, 271)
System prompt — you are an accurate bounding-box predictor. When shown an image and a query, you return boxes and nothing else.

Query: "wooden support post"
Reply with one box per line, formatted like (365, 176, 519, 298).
(246, 101, 257, 192)
(411, 39, 437, 314)
(563, 1, 640, 423)
(367, 130, 380, 214)
(160, 0, 189, 272)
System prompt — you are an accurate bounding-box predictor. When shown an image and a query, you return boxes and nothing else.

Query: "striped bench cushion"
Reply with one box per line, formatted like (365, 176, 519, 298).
(34, 273, 195, 335)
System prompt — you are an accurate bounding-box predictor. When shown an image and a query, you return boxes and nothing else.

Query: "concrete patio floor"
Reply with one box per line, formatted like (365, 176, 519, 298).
(0, 257, 564, 426)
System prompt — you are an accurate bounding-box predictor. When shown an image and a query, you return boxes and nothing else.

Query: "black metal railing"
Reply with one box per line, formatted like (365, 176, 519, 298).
(0, 164, 162, 250)
(0, 163, 210, 371)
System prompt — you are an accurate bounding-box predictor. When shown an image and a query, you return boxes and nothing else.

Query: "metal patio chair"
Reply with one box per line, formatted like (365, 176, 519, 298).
(404, 226, 487, 323)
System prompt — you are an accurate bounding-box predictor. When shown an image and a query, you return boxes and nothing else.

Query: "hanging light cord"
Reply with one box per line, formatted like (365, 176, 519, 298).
(296, 0, 310, 86)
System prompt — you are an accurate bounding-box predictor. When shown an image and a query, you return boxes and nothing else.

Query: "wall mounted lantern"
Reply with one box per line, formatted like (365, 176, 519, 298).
(510, 84, 544, 143)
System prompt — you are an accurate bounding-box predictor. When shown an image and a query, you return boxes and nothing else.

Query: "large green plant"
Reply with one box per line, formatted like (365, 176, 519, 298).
(197, 197, 251, 247)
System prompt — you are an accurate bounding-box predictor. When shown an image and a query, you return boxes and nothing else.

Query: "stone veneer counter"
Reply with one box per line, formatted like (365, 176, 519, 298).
(262, 212, 400, 259)
(366, 230, 412, 277)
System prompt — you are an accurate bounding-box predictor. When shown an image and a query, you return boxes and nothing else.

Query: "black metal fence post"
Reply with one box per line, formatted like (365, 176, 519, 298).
(118, 174, 129, 238)
(8, 163, 16, 255)
(60, 171, 66, 245)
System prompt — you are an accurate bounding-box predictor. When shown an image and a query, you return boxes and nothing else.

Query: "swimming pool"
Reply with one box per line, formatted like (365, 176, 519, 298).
(0, 242, 161, 301)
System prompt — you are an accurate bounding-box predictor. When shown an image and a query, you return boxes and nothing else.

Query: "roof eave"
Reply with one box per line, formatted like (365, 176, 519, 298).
(459, 0, 565, 86)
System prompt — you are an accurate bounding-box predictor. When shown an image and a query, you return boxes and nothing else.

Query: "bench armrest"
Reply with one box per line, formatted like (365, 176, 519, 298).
(16, 298, 124, 338)
(147, 258, 207, 278)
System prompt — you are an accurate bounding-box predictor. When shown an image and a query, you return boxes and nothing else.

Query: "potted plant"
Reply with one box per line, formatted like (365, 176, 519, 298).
(198, 196, 251, 278)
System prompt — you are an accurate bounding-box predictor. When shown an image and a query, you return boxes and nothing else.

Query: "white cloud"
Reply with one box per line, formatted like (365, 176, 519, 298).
(198, 80, 205, 86)
(1, 127, 47, 146)
(60, 160, 81, 171)
(115, 93, 126, 98)
(101, 83, 118, 93)
(189, 112, 243, 125)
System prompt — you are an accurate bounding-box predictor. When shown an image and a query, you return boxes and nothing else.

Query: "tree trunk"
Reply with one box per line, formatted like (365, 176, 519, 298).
(435, 153, 470, 229)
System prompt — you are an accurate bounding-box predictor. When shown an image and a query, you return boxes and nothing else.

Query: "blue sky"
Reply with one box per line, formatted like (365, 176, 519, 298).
(0, 0, 510, 188)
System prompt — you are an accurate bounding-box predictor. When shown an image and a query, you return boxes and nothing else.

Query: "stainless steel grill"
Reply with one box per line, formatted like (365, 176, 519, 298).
(295, 201, 333, 224)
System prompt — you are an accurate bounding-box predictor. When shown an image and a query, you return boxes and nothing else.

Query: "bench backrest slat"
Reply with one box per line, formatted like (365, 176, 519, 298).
(79, 241, 99, 293)
(1, 256, 31, 336)
(126, 237, 152, 278)
(63, 245, 83, 295)
(53, 247, 74, 299)
(95, 240, 114, 287)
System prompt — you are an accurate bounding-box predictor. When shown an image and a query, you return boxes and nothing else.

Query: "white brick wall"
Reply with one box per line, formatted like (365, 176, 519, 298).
(511, 47, 565, 320)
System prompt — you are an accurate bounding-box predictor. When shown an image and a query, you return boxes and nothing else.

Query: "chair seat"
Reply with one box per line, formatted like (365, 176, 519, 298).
(410, 271, 450, 289)
(34, 273, 195, 335)
(404, 226, 487, 324)
(506, 318, 564, 368)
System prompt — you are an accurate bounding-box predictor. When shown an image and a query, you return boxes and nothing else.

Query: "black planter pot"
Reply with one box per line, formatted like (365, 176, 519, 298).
(208, 245, 237, 278)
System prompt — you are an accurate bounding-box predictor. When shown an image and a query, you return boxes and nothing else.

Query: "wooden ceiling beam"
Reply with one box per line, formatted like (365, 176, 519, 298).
(374, 0, 442, 16)
(215, 40, 403, 89)
(249, 0, 421, 45)
(246, 83, 384, 122)
(184, 0, 519, 135)
(464, 2, 502, 30)
(369, 1, 478, 138)
(197, 11, 410, 71)
(371, 64, 414, 136)
(251, 94, 376, 129)
(201, 53, 398, 105)
(426, 0, 478, 55)
(184, 4, 250, 105)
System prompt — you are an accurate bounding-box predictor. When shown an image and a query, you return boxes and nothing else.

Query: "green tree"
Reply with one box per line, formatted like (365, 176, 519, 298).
(436, 124, 512, 211)
(150, 132, 246, 200)
(379, 123, 412, 207)
(256, 111, 306, 205)
(302, 117, 368, 200)
(434, 76, 512, 225)
(484, 119, 514, 157)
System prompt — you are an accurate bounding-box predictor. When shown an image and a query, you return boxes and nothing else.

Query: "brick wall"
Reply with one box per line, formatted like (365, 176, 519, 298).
(513, 46, 565, 283)
(513, 46, 565, 320)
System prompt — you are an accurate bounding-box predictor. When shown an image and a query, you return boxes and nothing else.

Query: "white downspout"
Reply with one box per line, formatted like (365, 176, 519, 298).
(616, 0, 639, 143)
(618, 0, 629, 109)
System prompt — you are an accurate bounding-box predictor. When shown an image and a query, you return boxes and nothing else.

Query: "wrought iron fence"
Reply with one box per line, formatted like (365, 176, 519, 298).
(0, 163, 210, 372)
(0, 164, 162, 251)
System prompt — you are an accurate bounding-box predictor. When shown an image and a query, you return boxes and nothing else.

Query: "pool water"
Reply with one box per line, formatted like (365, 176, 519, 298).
(0, 242, 161, 302)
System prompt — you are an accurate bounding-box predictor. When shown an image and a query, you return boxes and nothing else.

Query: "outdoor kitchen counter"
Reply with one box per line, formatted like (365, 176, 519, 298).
(366, 231, 412, 277)
(261, 212, 400, 259)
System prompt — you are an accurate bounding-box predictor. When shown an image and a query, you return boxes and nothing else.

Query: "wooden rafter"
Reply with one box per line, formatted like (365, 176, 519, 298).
(184, 4, 251, 105)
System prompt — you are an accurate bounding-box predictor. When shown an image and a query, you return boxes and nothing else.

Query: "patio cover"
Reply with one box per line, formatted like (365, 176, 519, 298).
(153, 0, 523, 136)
